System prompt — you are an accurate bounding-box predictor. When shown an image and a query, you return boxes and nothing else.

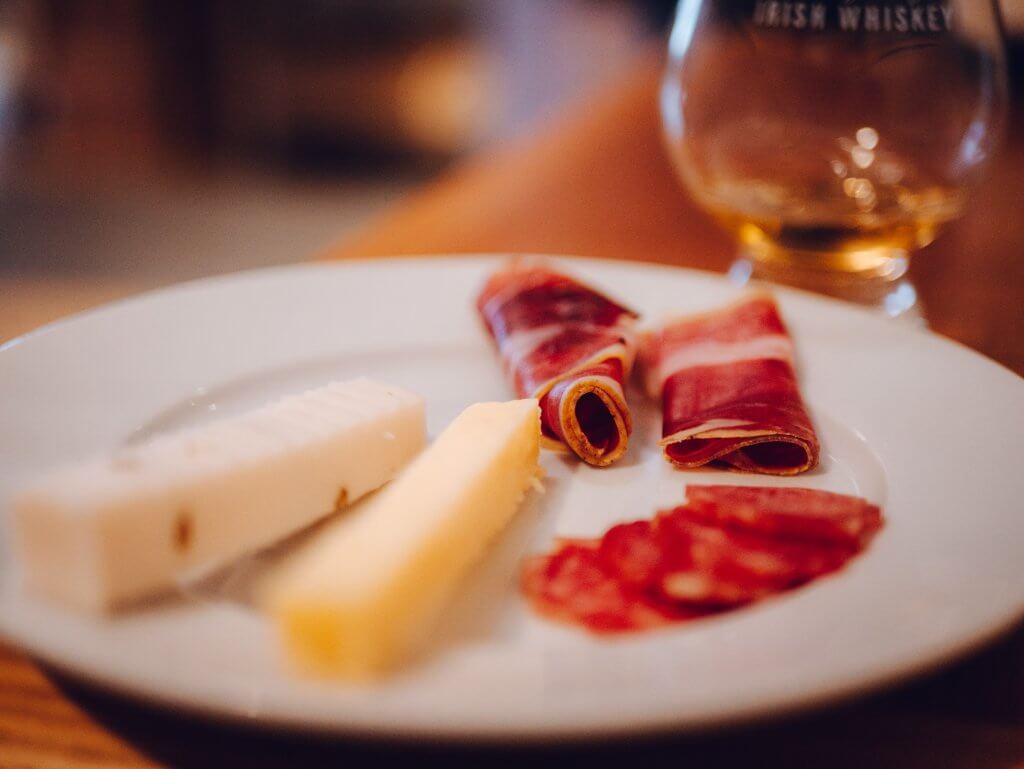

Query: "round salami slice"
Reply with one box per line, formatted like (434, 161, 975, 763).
(655, 508, 853, 606)
(521, 543, 692, 634)
(684, 484, 883, 547)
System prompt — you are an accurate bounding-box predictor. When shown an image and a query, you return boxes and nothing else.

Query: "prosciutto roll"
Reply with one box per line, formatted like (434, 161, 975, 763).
(477, 261, 638, 466)
(640, 293, 819, 475)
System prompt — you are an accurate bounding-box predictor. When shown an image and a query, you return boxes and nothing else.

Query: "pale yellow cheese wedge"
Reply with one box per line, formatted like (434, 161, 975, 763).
(262, 399, 541, 678)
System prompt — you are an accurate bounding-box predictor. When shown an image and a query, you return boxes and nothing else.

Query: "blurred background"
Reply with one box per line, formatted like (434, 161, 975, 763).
(0, 0, 1020, 333)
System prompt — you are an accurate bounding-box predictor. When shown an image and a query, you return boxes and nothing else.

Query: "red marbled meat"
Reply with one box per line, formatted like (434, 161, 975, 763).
(684, 484, 883, 547)
(521, 486, 881, 635)
(521, 542, 697, 633)
(653, 508, 853, 606)
(640, 293, 819, 475)
(477, 261, 638, 466)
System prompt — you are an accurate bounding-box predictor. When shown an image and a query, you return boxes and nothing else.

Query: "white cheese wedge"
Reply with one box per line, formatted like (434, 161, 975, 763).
(11, 378, 426, 612)
(263, 398, 541, 679)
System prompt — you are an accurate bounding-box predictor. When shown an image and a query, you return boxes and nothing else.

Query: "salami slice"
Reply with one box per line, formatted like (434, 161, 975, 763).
(640, 293, 819, 475)
(654, 508, 853, 606)
(684, 484, 883, 547)
(521, 543, 689, 633)
(596, 520, 665, 588)
(477, 261, 638, 466)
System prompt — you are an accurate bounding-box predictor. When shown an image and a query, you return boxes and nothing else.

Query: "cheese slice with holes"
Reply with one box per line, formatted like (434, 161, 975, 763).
(263, 399, 541, 679)
(11, 378, 425, 612)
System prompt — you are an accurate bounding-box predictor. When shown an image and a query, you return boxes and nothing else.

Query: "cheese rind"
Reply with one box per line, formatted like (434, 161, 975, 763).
(263, 399, 541, 678)
(11, 378, 426, 611)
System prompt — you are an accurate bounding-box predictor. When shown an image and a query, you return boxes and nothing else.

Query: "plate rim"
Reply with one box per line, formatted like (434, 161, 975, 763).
(4, 253, 1021, 386)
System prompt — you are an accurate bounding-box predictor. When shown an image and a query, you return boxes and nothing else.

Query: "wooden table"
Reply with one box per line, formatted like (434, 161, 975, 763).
(3, 57, 1023, 768)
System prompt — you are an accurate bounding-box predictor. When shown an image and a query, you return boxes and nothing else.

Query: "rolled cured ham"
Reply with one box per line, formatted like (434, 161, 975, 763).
(640, 293, 819, 475)
(477, 261, 638, 466)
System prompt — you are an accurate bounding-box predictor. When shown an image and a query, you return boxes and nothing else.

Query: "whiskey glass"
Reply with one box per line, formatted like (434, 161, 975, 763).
(661, 0, 1008, 319)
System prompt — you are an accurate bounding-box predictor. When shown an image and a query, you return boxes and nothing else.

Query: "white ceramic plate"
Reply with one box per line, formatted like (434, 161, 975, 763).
(1, 256, 1022, 740)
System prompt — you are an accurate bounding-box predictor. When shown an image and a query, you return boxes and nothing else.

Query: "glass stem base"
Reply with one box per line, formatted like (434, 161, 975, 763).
(728, 249, 925, 324)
